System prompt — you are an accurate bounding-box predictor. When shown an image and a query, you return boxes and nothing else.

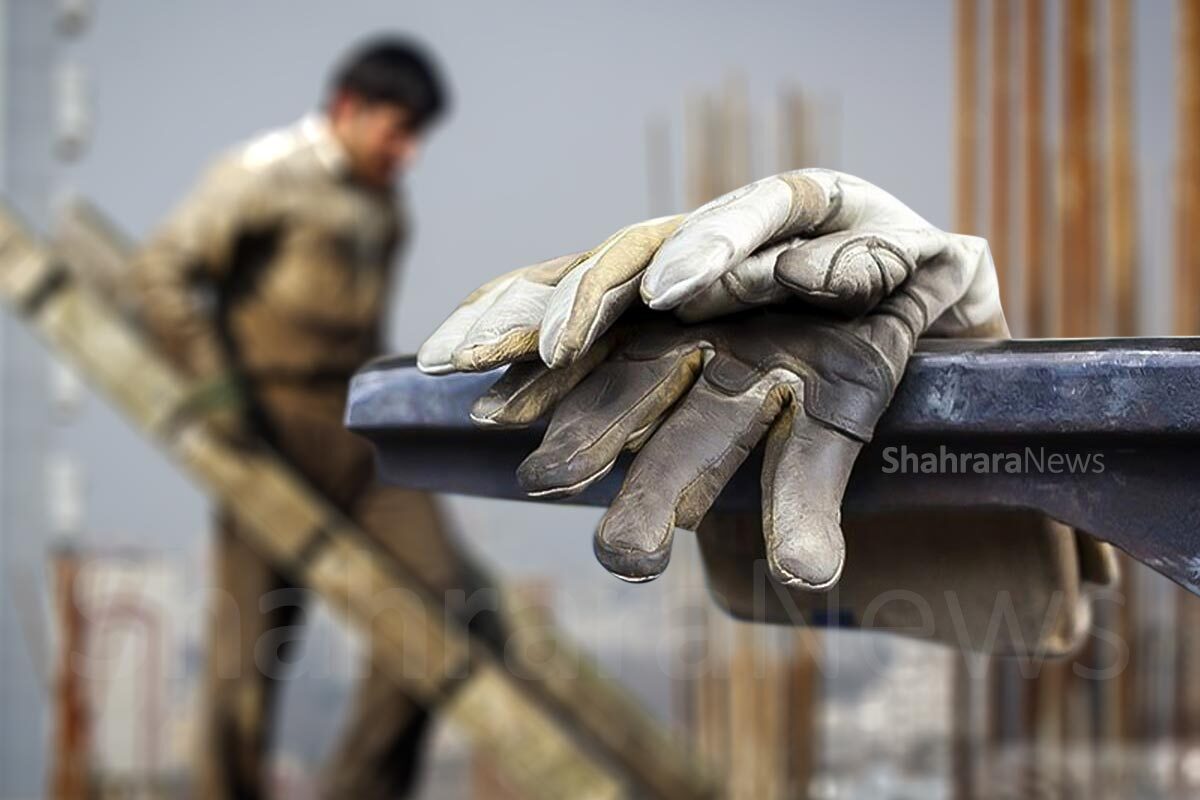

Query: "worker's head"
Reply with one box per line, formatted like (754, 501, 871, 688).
(326, 36, 448, 187)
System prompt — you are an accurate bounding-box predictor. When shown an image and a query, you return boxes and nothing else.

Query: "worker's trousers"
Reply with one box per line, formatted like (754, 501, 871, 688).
(198, 379, 502, 799)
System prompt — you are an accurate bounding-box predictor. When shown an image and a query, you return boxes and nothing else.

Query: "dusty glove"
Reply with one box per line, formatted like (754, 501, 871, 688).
(473, 233, 994, 587)
(418, 170, 1005, 375)
(417, 216, 681, 373)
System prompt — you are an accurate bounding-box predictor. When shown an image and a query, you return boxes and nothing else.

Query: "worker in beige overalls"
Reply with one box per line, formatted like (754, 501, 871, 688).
(133, 37, 497, 798)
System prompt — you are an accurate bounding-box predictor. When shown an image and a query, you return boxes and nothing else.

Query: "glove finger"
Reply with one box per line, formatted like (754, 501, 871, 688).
(447, 251, 590, 372)
(859, 234, 1003, 369)
(470, 334, 618, 428)
(450, 278, 555, 371)
(761, 401, 863, 590)
(594, 372, 788, 582)
(641, 171, 841, 309)
(674, 237, 806, 323)
(539, 215, 683, 368)
(915, 234, 1010, 338)
(418, 272, 520, 374)
(1075, 534, 1120, 589)
(774, 227, 952, 317)
(418, 252, 585, 374)
(516, 343, 704, 499)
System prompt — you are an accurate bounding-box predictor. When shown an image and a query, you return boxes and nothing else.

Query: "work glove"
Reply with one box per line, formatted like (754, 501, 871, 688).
(471, 232, 995, 588)
(417, 169, 1006, 375)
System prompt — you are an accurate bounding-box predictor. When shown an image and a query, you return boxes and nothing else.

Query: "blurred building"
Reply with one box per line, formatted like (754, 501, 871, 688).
(70, 550, 199, 793)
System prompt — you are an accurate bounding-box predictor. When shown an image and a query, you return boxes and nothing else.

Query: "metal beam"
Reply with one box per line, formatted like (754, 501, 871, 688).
(349, 340, 1200, 596)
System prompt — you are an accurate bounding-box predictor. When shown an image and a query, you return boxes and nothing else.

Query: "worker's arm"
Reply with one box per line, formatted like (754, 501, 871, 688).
(132, 156, 281, 433)
(134, 157, 276, 376)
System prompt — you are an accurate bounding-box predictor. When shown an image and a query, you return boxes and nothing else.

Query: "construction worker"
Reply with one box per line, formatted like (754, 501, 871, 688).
(133, 37, 498, 798)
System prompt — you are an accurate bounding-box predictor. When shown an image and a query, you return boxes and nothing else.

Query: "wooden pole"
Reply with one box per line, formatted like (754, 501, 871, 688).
(1059, 0, 1100, 337)
(1047, 4, 1099, 787)
(1023, 0, 1048, 337)
(1032, 658, 1070, 788)
(1177, 0, 1200, 335)
(49, 549, 90, 800)
(956, 0, 981, 234)
(787, 631, 819, 797)
(728, 625, 778, 798)
(779, 88, 807, 172)
(974, 0, 1084, 771)
(723, 75, 753, 193)
(992, 0, 1015, 307)
(1108, 0, 1138, 336)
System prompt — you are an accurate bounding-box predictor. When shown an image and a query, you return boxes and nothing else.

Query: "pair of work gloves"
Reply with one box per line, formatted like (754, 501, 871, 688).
(419, 170, 1115, 657)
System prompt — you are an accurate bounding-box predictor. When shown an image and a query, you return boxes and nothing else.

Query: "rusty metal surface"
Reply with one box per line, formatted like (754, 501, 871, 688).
(348, 338, 1200, 594)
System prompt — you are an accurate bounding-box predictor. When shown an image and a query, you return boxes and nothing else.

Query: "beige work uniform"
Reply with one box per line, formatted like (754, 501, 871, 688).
(134, 116, 497, 799)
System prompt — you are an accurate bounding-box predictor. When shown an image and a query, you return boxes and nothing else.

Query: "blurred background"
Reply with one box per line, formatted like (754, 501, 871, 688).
(1, 0, 1198, 797)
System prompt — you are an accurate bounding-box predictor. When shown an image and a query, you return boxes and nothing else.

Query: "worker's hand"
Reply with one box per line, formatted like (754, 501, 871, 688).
(205, 404, 254, 448)
(178, 373, 255, 448)
(417, 170, 1007, 375)
(469, 234, 996, 587)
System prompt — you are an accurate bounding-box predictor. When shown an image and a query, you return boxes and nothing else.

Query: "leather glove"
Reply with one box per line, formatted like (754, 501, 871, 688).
(417, 170, 1006, 375)
(472, 232, 994, 587)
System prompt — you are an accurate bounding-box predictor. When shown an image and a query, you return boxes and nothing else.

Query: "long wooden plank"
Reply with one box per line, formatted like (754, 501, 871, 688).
(500, 588, 719, 799)
(0, 206, 640, 800)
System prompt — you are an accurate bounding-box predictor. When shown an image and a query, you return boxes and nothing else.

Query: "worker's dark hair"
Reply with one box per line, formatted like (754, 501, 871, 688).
(328, 36, 449, 131)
